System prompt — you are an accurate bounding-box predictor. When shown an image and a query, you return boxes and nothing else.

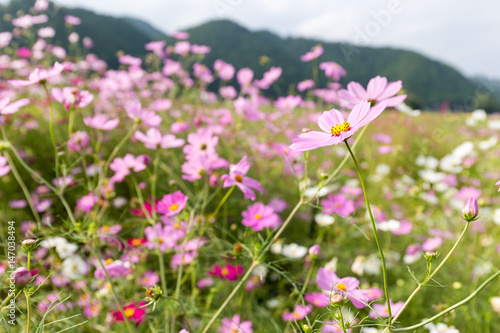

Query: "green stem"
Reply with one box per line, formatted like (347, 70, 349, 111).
(68, 107, 75, 139)
(89, 245, 135, 333)
(209, 186, 235, 220)
(42, 83, 59, 180)
(393, 268, 500, 331)
(385, 222, 470, 331)
(345, 140, 392, 325)
(4, 152, 41, 225)
(25, 250, 31, 333)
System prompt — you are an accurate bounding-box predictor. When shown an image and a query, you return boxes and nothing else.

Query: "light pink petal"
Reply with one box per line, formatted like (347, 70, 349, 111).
(356, 99, 389, 128)
(366, 76, 387, 99)
(347, 101, 371, 126)
(377, 81, 402, 100)
(385, 94, 407, 107)
(347, 81, 367, 100)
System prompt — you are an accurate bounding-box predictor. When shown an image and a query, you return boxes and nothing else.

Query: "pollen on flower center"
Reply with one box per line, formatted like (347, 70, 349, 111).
(330, 121, 350, 137)
(221, 268, 229, 275)
(170, 203, 179, 211)
(235, 175, 243, 182)
(255, 214, 262, 219)
(336, 283, 347, 291)
(124, 308, 135, 317)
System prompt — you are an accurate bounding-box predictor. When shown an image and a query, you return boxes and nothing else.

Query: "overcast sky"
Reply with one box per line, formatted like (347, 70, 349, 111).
(7, 0, 500, 78)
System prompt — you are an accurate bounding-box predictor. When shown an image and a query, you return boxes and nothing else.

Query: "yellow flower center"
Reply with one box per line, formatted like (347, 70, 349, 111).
(235, 175, 243, 182)
(170, 203, 179, 211)
(221, 268, 229, 276)
(330, 121, 350, 136)
(105, 258, 113, 265)
(124, 308, 135, 317)
(174, 223, 181, 229)
(131, 239, 141, 246)
(336, 283, 347, 291)
(255, 214, 262, 220)
(293, 311, 301, 318)
(103, 225, 110, 232)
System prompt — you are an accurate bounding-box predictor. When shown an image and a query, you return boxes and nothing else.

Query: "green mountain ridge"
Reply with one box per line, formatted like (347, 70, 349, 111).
(1, 0, 498, 111)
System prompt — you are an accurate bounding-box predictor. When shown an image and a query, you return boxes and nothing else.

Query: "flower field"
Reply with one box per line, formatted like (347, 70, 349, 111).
(1, 2, 500, 333)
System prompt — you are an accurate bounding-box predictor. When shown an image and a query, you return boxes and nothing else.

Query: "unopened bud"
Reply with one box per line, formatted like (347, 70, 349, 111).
(302, 324, 312, 332)
(234, 243, 243, 257)
(462, 197, 479, 222)
(330, 294, 344, 307)
(424, 251, 437, 262)
(145, 285, 162, 302)
(308, 244, 320, 258)
(21, 239, 37, 251)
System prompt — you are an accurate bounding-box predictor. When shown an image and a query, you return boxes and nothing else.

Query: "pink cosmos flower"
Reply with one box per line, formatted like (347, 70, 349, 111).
(289, 100, 388, 151)
(51, 87, 94, 110)
(112, 302, 147, 325)
(422, 237, 443, 251)
(369, 299, 404, 318)
(65, 15, 81, 25)
(208, 264, 243, 281)
(145, 40, 166, 57)
(141, 270, 160, 287)
(172, 31, 189, 39)
(125, 100, 162, 127)
(237, 68, 254, 87)
(174, 41, 191, 55)
(455, 186, 481, 201)
(183, 128, 219, 157)
(181, 154, 228, 182)
(316, 268, 360, 296)
(191, 44, 211, 54)
(157, 191, 188, 217)
(241, 202, 281, 231)
(349, 287, 384, 309)
(338, 76, 406, 108)
(214, 59, 236, 81)
(319, 62, 346, 82)
(219, 314, 253, 333)
(274, 95, 302, 111)
(67, 131, 90, 152)
(256, 67, 282, 89)
(109, 154, 148, 183)
(321, 194, 356, 218)
(305, 292, 330, 307)
(197, 277, 214, 289)
(9, 62, 64, 86)
(84, 114, 119, 130)
(170, 251, 199, 270)
(94, 260, 131, 279)
(0, 97, 30, 115)
(282, 304, 312, 321)
(134, 128, 184, 150)
(193, 63, 214, 83)
(76, 192, 98, 213)
(84, 303, 101, 318)
(222, 156, 263, 201)
(0, 155, 11, 177)
(496, 180, 500, 192)
(301, 44, 323, 62)
(220, 86, 237, 99)
(145, 223, 184, 252)
(297, 79, 315, 92)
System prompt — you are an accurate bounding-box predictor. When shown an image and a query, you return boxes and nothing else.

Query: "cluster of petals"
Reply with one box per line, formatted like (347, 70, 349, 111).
(338, 76, 406, 108)
(241, 202, 281, 231)
(109, 154, 149, 183)
(208, 264, 243, 281)
(222, 156, 263, 201)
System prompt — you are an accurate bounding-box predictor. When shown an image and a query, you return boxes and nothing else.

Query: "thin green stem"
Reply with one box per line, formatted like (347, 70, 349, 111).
(42, 83, 59, 180)
(209, 186, 234, 220)
(4, 152, 41, 225)
(345, 140, 392, 325)
(89, 245, 135, 333)
(392, 268, 500, 331)
(25, 250, 31, 333)
(385, 222, 470, 331)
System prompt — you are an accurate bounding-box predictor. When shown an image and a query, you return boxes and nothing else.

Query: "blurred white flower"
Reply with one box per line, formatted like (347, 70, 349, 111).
(404, 253, 421, 265)
(424, 322, 460, 333)
(56, 241, 78, 259)
(351, 255, 365, 275)
(61, 255, 88, 280)
(377, 219, 401, 232)
(363, 256, 382, 275)
(419, 170, 445, 184)
(488, 120, 500, 130)
(282, 243, 308, 259)
(271, 241, 282, 255)
(466, 109, 487, 126)
(478, 136, 497, 150)
(492, 209, 500, 225)
(315, 213, 335, 226)
(324, 257, 338, 271)
(490, 297, 500, 313)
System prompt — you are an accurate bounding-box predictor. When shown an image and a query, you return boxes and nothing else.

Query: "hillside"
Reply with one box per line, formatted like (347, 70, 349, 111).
(0, 0, 498, 111)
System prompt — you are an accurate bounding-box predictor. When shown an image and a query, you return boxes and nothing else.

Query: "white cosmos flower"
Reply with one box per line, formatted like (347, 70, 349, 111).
(492, 209, 500, 225)
(281, 243, 307, 259)
(377, 219, 401, 232)
(324, 257, 338, 271)
(488, 120, 500, 130)
(424, 322, 460, 333)
(315, 213, 335, 226)
(55, 241, 78, 259)
(419, 169, 446, 184)
(40, 236, 68, 249)
(478, 136, 497, 150)
(61, 255, 88, 280)
(490, 297, 500, 313)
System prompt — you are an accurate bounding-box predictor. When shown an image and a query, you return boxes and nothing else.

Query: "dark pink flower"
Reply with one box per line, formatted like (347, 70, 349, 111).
(208, 264, 243, 281)
(111, 302, 147, 325)
(321, 194, 355, 218)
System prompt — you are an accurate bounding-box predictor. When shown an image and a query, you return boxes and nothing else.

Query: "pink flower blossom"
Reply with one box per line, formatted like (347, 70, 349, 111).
(0, 97, 30, 115)
(422, 237, 443, 251)
(145, 223, 184, 252)
(84, 114, 119, 130)
(369, 299, 404, 318)
(214, 59, 235, 81)
(84, 303, 101, 318)
(174, 41, 191, 55)
(219, 314, 253, 333)
(76, 192, 98, 213)
(157, 191, 188, 217)
(222, 156, 263, 201)
(305, 292, 330, 307)
(125, 100, 162, 127)
(297, 79, 315, 92)
(0, 156, 11, 177)
(319, 62, 346, 81)
(301, 44, 323, 62)
(241, 202, 281, 231)
(282, 304, 312, 321)
(338, 76, 406, 108)
(191, 44, 211, 54)
(67, 131, 90, 152)
(109, 154, 148, 183)
(208, 264, 243, 281)
(111, 302, 147, 325)
(321, 194, 355, 218)
(134, 128, 184, 150)
(141, 270, 160, 287)
(9, 62, 64, 86)
(65, 15, 81, 25)
(94, 260, 131, 279)
(220, 86, 237, 99)
(237, 68, 254, 87)
(316, 268, 360, 296)
(289, 100, 388, 151)
(171, 31, 189, 39)
(51, 87, 94, 110)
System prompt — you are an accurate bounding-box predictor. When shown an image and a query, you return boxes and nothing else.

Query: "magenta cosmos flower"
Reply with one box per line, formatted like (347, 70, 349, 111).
(208, 264, 243, 281)
(112, 302, 147, 325)
(222, 156, 263, 201)
(369, 299, 404, 319)
(316, 268, 360, 296)
(289, 100, 388, 152)
(338, 76, 406, 108)
(219, 314, 253, 333)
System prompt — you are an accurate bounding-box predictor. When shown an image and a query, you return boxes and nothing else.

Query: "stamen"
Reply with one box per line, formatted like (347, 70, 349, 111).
(330, 121, 350, 136)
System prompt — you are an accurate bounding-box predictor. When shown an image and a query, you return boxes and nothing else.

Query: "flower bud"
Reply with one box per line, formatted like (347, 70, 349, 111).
(330, 294, 344, 307)
(21, 239, 37, 251)
(302, 324, 312, 332)
(424, 251, 437, 262)
(12, 267, 31, 287)
(308, 244, 320, 258)
(145, 285, 163, 302)
(462, 197, 479, 222)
